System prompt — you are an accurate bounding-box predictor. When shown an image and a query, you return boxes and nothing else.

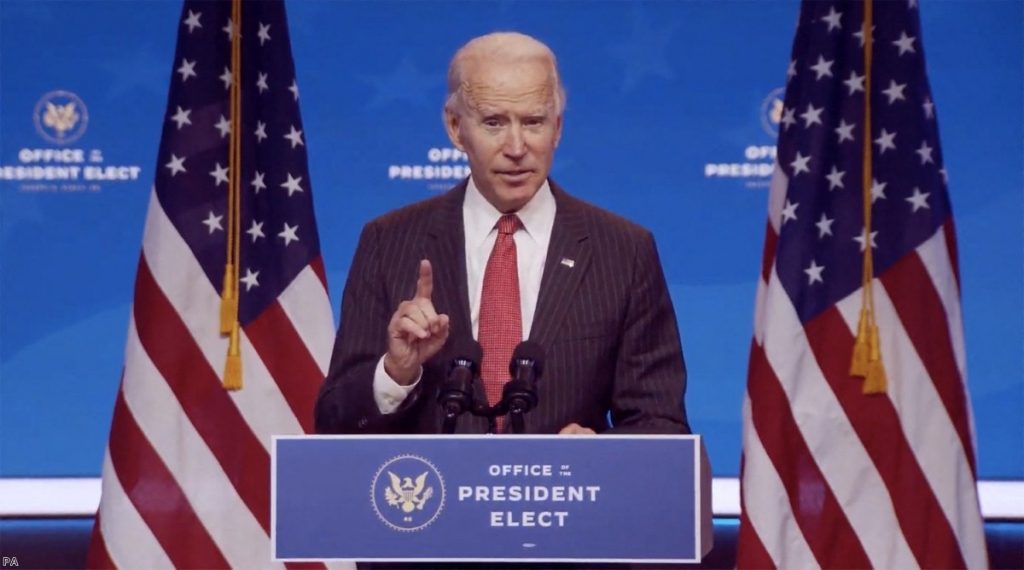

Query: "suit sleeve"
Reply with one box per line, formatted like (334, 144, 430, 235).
(607, 230, 691, 434)
(314, 222, 426, 433)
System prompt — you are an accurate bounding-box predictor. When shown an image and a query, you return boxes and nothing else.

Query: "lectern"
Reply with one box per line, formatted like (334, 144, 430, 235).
(273, 435, 711, 564)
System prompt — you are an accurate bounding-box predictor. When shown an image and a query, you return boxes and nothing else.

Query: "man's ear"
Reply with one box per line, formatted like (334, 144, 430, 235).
(444, 106, 464, 151)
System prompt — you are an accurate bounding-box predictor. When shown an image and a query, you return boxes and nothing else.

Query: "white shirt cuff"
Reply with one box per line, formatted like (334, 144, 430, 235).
(372, 355, 422, 414)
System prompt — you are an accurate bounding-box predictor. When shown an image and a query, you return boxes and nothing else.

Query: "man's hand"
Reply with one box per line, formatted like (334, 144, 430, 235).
(559, 423, 596, 435)
(383, 259, 451, 385)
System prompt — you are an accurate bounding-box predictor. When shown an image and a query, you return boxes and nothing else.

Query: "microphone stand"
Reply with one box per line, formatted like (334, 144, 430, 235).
(441, 404, 460, 434)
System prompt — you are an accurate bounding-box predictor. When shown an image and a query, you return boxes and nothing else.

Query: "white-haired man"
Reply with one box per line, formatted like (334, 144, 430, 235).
(316, 32, 689, 438)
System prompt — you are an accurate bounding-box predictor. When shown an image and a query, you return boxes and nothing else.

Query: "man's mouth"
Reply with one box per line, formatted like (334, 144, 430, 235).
(497, 169, 532, 181)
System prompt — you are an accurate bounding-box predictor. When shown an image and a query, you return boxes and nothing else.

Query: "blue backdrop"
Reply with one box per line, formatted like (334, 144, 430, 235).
(1, 0, 1021, 480)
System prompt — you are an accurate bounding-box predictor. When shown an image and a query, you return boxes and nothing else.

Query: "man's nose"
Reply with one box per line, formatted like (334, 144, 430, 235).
(502, 124, 527, 158)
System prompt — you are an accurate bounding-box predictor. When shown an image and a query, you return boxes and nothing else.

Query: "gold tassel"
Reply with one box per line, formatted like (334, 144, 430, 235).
(219, 265, 237, 334)
(863, 324, 888, 394)
(849, 308, 870, 377)
(222, 322, 242, 391)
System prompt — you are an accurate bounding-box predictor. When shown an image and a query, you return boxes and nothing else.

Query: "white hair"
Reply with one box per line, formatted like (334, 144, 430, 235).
(444, 31, 567, 116)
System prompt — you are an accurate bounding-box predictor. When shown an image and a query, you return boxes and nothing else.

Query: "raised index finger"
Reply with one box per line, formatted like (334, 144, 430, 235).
(415, 259, 433, 299)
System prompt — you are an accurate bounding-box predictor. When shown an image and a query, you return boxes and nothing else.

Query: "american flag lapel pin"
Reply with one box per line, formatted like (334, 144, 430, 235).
(560, 257, 575, 268)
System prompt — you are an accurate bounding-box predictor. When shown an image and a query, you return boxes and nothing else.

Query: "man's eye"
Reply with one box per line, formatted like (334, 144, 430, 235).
(483, 119, 502, 127)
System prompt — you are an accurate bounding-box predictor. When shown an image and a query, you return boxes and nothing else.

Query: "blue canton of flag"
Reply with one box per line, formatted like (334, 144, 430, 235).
(157, 0, 319, 324)
(773, 0, 948, 322)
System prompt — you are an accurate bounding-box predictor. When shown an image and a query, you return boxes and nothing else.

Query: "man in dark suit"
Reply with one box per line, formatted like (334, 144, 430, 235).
(315, 31, 689, 437)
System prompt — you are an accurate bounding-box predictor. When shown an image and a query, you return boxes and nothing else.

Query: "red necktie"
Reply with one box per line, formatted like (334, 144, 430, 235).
(478, 214, 522, 430)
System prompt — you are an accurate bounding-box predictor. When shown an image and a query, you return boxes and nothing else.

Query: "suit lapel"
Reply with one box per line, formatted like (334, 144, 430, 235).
(529, 182, 591, 347)
(424, 181, 473, 342)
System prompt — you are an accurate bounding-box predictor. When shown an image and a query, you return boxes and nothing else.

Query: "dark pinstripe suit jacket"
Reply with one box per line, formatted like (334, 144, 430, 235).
(315, 179, 689, 435)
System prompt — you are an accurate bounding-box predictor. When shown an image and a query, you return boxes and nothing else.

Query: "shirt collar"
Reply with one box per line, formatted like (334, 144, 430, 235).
(463, 177, 555, 249)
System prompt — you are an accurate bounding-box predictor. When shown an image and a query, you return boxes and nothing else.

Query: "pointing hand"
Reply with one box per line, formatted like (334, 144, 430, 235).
(384, 259, 451, 385)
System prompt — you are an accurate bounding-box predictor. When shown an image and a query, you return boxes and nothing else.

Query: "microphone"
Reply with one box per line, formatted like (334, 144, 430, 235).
(437, 338, 482, 433)
(502, 341, 545, 433)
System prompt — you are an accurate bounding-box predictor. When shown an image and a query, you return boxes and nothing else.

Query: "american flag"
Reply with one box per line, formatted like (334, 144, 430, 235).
(738, 1, 987, 568)
(86, 1, 341, 567)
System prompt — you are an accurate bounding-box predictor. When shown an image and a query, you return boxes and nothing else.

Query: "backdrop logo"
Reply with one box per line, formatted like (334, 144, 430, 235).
(388, 146, 470, 192)
(371, 455, 446, 532)
(703, 86, 781, 189)
(34, 90, 89, 145)
(1, 90, 142, 193)
(760, 86, 785, 138)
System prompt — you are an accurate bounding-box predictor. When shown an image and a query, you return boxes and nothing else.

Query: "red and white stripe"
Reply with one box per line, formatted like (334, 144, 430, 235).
(87, 191, 350, 569)
(737, 169, 987, 569)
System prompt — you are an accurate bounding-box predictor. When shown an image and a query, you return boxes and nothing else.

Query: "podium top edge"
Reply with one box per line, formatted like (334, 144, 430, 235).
(272, 434, 701, 442)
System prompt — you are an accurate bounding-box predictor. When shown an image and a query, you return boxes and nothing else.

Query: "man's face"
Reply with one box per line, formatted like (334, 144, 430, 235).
(445, 58, 562, 213)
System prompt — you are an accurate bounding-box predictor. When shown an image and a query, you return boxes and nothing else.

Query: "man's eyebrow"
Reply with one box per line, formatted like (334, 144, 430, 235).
(474, 107, 505, 116)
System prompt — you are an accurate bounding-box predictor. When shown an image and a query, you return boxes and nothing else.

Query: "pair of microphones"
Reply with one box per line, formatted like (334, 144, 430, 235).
(437, 338, 544, 434)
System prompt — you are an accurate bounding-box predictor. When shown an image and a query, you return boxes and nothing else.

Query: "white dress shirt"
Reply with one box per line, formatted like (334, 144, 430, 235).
(373, 178, 557, 413)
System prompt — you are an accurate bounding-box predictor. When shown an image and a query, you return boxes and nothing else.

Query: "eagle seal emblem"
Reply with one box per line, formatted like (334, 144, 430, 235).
(34, 90, 89, 145)
(371, 455, 445, 531)
(760, 86, 785, 138)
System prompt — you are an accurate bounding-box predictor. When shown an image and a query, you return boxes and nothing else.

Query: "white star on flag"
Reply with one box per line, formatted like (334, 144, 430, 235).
(787, 60, 797, 81)
(835, 119, 856, 143)
(246, 220, 266, 242)
(825, 165, 845, 190)
(893, 31, 916, 55)
(790, 152, 811, 176)
(800, 103, 824, 127)
(875, 128, 897, 154)
(781, 199, 799, 224)
(288, 79, 299, 101)
(781, 107, 797, 130)
(882, 80, 907, 104)
(177, 59, 197, 82)
(240, 268, 260, 291)
(183, 10, 202, 33)
(202, 211, 224, 234)
(923, 97, 935, 119)
(916, 141, 935, 164)
(281, 173, 304, 196)
(853, 228, 879, 251)
(810, 55, 834, 80)
(820, 6, 842, 32)
(251, 171, 267, 193)
(843, 71, 865, 95)
(165, 154, 186, 176)
(220, 66, 233, 90)
(210, 163, 229, 186)
(257, 72, 269, 93)
(852, 24, 875, 47)
(871, 178, 888, 203)
(815, 213, 834, 238)
(278, 222, 299, 246)
(804, 260, 825, 284)
(215, 115, 231, 138)
(255, 121, 268, 143)
(906, 187, 931, 212)
(170, 106, 192, 129)
(258, 22, 271, 46)
(284, 125, 304, 148)
(223, 18, 237, 40)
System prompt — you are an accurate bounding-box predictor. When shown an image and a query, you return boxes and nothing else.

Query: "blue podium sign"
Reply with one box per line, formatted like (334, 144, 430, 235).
(273, 435, 703, 563)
